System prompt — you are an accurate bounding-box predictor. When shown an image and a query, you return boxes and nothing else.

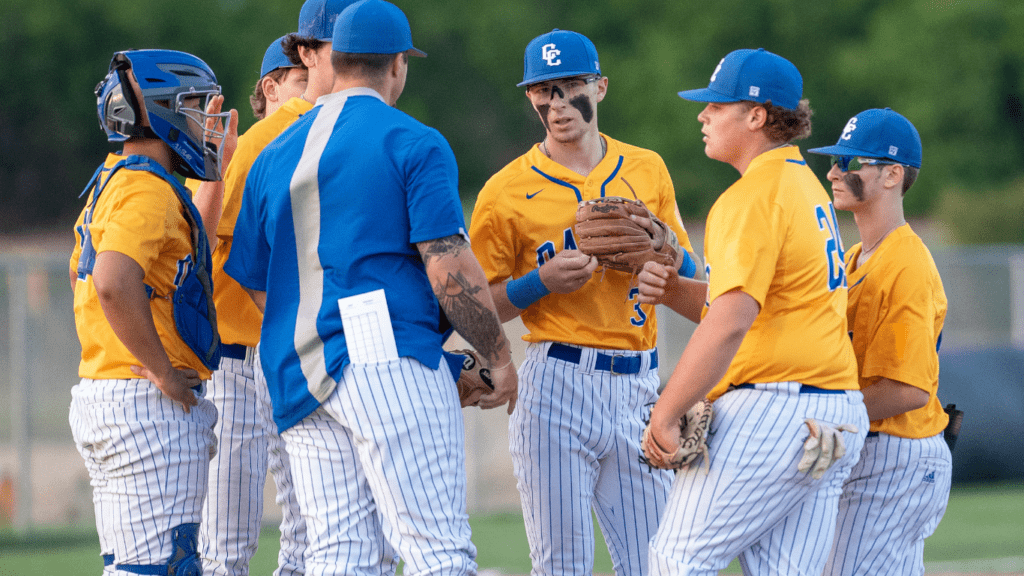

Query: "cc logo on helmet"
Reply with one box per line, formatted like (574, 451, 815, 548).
(840, 117, 858, 141)
(542, 43, 561, 66)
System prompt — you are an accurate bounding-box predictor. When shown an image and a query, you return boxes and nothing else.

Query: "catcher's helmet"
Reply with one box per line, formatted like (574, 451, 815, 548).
(95, 49, 230, 181)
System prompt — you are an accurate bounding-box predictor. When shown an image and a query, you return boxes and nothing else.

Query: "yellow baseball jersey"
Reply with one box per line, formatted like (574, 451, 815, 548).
(470, 135, 694, 351)
(72, 153, 212, 379)
(705, 146, 858, 401)
(187, 97, 313, 347)
(846, 224, 949, 437)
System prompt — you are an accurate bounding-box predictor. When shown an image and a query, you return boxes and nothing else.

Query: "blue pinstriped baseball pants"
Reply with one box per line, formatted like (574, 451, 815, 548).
(650, 382, 869, 576)
(511, 342, 672, 576)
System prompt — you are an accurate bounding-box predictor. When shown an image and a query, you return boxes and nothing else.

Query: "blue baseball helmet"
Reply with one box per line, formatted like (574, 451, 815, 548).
(808, 108, 922, 168)
(261, 36, 296, 78)
(518, 29, 600, 87)
(678, 48, 803, 111)
(95, 49, 230, 181)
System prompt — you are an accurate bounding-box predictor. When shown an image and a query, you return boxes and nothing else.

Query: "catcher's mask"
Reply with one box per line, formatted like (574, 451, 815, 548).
(95, 49, 231, 181)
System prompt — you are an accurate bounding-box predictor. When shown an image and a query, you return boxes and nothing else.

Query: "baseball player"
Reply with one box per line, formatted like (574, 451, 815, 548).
(250, 36, 310, 121)
(224, 1, 518, 575)
(196, 31, 321, 576)
(68, 49, 235, 575)
(807, 108, 952, 576)
(640, 48, 869, 575)
(469, 29, 701, 576)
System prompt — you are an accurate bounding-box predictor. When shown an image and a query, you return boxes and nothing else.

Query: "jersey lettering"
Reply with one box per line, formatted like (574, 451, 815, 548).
(563, 228, 578, 251)
(628, 287, 647, 327)
(536, 229, 579, 266)
(536, 241, 556, 267)
(816, 203, 846, 291)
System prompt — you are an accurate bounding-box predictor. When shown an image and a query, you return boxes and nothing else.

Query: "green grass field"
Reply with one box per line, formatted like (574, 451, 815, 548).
(2, 483, 1021, 575)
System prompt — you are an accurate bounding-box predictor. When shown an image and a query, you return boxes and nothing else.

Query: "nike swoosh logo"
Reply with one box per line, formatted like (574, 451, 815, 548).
(526, 189, 544, 199)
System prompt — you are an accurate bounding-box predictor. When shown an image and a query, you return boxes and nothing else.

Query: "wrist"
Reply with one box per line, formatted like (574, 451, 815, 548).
(506, 268, 550, 310)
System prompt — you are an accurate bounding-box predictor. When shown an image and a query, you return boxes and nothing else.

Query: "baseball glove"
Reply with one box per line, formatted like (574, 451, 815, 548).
(574, 197, 678, 274)
(451, 349, 495, 407)
(641, 399, 713, 472)
(796, 419, 859, 480)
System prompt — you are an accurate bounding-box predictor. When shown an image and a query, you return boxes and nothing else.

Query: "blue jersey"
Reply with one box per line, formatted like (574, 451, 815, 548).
(226, 88, 466, 432)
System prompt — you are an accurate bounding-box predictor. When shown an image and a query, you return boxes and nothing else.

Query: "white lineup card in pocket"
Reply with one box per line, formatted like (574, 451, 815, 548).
(337, 289, 400, 364)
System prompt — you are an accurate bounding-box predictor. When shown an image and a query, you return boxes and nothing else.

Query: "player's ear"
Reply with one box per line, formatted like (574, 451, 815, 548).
(747, 104, 768, 132)
(883, 164, 904, 190)
(595, 76, 608, 103)
(297, 44, 319, 69)
(261, 76, 279, 105)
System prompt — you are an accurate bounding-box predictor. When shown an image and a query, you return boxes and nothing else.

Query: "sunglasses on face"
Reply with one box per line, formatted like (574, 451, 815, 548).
(830, 155, 902, 172)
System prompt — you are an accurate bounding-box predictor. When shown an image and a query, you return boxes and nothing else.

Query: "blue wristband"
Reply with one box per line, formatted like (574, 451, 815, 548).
(506, 268, 551, 310)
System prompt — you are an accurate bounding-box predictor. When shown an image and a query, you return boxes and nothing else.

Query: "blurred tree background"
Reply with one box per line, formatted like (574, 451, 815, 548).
(1, 0, 1022, 243)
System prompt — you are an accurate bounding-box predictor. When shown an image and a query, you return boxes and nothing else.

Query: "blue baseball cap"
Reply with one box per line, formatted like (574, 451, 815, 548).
(808, 108, 922, 168)
(260, 36, 297, 78)
(298, 0, 361, 41)
(678, 48, 802, 110)
(332, 0, 426, 57)
(518, 29, 600, 87)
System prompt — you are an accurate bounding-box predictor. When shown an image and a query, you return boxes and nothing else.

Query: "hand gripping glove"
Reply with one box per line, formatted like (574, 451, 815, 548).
(641, 399, 713, 472)
(451, 349, 495, 407)
(574, 197, 679, 274)
(797, 419, 859, 480)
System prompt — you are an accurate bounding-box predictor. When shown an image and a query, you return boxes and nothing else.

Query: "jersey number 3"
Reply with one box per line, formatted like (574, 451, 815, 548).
(816, 203, 846, 291)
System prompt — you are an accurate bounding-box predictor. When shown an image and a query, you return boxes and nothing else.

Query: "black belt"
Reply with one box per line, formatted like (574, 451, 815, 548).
(221, 343, 248, 360)
(866, 431, 880, 438)
(731, 383, 848, 395)
(547, 343, 657, 375)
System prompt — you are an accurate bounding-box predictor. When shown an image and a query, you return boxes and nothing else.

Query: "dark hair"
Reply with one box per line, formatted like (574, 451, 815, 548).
(282, 33, 327, 67)
(901, 165, 919, 196)
(331, 51, 406, 80)
(248, 68, 291, 120)
(744, 99, 813, 143)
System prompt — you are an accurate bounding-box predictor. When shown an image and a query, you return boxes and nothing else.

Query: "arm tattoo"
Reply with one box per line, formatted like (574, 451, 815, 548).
(432, 270, 507, 364)
(419, 234, 468, 266)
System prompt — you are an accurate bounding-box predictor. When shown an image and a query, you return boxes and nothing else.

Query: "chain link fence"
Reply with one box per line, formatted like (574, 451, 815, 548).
(2, 244, 1023, 531)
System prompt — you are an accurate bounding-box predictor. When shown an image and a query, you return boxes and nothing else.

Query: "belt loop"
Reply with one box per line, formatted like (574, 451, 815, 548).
(578, 347, 597, 376)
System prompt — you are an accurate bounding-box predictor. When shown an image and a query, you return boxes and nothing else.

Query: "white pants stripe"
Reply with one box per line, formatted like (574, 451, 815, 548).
(824, 432, 952, 576)
(282, 357, 475, 576)
(201, 348, 307, 576)
(511, 342, 671, 576)
(649, 382, 869, 576)
(69, 378, 217, 574)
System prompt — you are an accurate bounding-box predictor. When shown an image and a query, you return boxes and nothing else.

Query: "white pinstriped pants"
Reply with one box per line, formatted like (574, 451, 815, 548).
(281, 357, 476, 576)
(511, 342, 672, 576)
(200, 347, 307, 576)
(69, 377, 217, 575)
(649, 382, 869, 576)
(824, 431, 952, 576)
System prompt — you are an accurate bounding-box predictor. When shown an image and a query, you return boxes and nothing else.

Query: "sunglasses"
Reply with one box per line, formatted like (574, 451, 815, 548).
(830, 156, 902, 172)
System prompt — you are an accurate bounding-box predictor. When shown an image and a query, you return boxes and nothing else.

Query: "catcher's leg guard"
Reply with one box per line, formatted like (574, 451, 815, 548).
(104, 523, 201, 575)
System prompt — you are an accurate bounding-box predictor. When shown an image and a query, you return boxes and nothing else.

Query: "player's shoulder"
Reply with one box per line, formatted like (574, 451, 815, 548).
(476, 149, 540, 206)
(95, 160, 180, 218)
(883, 226, 940, 275)
(607, 136, 668, 166)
